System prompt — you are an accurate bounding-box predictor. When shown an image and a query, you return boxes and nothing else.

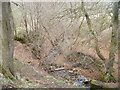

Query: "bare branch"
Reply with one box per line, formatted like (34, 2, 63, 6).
(81, 2, 106, 61)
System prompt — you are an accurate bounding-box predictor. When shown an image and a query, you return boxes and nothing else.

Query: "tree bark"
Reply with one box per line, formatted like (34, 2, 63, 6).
(0, 1, 2, 63)
(81, 2, 119, 82)
(81, 2, 106, 61)
(105, 2, 119, 82)
(1, 2, 16, 81)
(21, 2, 29, 41)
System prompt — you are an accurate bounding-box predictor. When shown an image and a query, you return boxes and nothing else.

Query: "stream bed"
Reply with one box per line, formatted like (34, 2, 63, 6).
(50, 69, 91, 88)
(44, 49, 106, 88)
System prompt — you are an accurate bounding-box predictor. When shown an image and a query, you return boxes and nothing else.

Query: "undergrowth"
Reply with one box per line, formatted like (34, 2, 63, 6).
(14, 36, 27, 44)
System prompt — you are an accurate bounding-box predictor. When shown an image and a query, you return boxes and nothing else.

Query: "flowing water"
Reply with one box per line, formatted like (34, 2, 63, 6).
(51, 69, 91, 88)
(44, 49, 101, 88)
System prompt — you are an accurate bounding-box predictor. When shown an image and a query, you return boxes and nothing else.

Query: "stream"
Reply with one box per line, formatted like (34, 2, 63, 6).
(44, 49, 103, 88)
(51, 69, 91, 88)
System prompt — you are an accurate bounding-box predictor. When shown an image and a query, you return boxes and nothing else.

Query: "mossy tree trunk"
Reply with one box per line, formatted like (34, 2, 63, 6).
(105, 2, 119, 82)
(81, 2, 106, 62)
(81, 2, 119, 82)
(0, 1, 2, 63)
(1, 2, 16, 81)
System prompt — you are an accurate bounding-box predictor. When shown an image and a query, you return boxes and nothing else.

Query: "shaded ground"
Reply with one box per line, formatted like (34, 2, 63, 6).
(13, 41, 78, 88)
(0, 59, 78, 88)
(13, 59, 77, 88)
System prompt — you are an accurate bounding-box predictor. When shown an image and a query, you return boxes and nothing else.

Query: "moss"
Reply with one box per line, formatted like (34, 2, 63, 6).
(104, 72, 116, 83)
(0, 61, 2, 73)
(99, 71, 105, 81)
(0, 61, 22, 88)
(91, 84, 103, 88)
(14, 36, 27, 44)
(1, 66, 17, 82)
(100, 71, 116, 83)
(91, 80, 110, 89)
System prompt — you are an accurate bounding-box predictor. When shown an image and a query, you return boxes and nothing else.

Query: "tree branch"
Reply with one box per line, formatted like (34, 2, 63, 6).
(81, 2, 106, 61)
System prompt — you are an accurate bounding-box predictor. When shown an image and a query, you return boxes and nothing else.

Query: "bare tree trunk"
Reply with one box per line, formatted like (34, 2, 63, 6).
(14, 26, 17, 37)
(0, 1, 2, 64)
(1, 2, 16, 81)
(22, 2, 29, 40)
(105, 2, 119, 82)
(81, 2, 106, 61)
(81, 2, 119, 82)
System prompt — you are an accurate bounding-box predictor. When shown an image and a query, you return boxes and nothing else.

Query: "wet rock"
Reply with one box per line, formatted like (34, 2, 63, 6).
(74, 76, 91, 88)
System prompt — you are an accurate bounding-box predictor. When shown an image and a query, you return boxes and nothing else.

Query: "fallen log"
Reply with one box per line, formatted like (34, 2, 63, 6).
(49, 67, 65, 72)
(54, 67, 65, 71)
(91, 80, 118, 88)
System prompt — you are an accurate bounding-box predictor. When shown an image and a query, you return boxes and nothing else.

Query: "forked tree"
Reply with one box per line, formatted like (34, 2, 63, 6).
(81, 2, 119, 82)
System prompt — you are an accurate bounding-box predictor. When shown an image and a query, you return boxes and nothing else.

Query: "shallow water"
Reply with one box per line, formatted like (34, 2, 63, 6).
(73, 76, 91, 88)
(53, 70, 91, 88)
(45, 50, 59, 64)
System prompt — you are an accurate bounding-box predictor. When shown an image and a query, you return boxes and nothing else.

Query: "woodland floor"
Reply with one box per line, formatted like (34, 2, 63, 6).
(13, 41, 77, 88)
(8, 41, 118, 88)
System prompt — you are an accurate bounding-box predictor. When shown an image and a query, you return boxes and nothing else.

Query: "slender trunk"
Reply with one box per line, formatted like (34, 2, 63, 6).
(105, 2, 118, 80)
(81, 2, 106, 61)
(81, 2, 118, 82)
(14, 28, 17, 37)
(0, 2, 2, 63)
(24, 18, 29, 38)
(22, 2, 29, 41)
(118, 2, 120, 83)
